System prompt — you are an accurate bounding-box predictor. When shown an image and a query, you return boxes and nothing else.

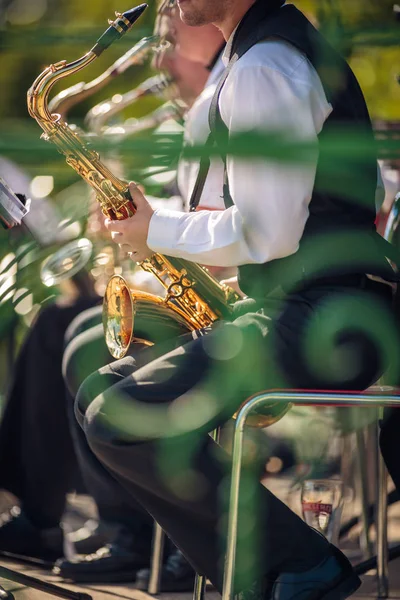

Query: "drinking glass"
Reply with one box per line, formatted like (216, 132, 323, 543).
(301, 479, 344, 545)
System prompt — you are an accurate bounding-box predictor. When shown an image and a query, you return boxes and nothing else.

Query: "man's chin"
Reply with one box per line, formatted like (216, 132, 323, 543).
(177, 3, 207, 26)
(179, 13, 208, 26)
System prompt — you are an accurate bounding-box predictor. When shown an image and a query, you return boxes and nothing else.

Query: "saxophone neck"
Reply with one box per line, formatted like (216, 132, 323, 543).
(109, 35, 160, 76)
(102, 101, 186, 139)
(85, 74, 171, 134)
(28, 52, 97, 124)
(28, 4, 148, 124)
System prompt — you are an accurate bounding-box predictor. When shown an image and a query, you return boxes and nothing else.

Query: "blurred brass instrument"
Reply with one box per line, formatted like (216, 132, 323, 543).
(102, 101, 186, 139)
(49, 35, 160, 118)
(27, 3, 290, 428)
(85, 73, 177, 134)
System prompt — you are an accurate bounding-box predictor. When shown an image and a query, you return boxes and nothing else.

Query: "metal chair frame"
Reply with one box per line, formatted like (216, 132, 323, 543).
(222, 389, 400, 600)
(147, 389, 399, 600)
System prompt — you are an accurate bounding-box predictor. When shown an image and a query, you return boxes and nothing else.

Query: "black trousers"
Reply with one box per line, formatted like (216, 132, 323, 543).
(380, 409, 400, 499)
(74, 281, 394, 592)
(0, 296, 100, 527)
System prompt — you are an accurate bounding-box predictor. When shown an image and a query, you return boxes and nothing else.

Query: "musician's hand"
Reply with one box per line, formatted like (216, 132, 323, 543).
(220, 276, 245, 298)
(104, 182, 154, 262)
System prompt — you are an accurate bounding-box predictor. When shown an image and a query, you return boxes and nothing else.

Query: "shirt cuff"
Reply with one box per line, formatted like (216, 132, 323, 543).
(147, 208, 184, 253)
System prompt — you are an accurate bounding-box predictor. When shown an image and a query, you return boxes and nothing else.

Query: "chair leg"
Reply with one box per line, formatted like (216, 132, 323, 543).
(355, 429, 373, 558)
(191, 427, 221, 600)
(148, 522, 165, 595)
(376, 423, 389, 599)
(221, 417, 247, 600)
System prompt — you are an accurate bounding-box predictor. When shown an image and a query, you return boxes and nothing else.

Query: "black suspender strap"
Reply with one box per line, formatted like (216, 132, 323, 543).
(188, 54, 239, 212)
(188, 133, 214, 212)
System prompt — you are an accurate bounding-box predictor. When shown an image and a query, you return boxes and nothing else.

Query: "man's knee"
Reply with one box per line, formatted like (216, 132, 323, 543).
(74, 355, 132, 426)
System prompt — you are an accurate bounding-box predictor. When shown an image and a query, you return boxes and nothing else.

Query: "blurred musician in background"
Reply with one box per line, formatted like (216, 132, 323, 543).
(0, 156, 103, 561)
(0, 4, 226, 589)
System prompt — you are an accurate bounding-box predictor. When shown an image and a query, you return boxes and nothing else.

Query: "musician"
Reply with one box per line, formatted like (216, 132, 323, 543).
(0, 156, 106, 561)
(54, 5, 227, 587)
(71, 0, 400, 599)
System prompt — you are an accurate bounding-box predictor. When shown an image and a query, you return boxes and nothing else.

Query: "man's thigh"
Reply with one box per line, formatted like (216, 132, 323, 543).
(81, 319, 278, 443)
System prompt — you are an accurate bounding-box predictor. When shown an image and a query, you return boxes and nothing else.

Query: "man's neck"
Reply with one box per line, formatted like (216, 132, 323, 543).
(215, 0, 256, 40)
(199, 44, 223, 68)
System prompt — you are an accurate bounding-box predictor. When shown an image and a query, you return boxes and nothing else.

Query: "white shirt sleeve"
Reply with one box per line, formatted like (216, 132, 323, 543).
(147, 42, 332, 267)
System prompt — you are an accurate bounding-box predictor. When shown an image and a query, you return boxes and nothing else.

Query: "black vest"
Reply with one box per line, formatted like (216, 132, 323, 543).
(190, 0, 397, 297)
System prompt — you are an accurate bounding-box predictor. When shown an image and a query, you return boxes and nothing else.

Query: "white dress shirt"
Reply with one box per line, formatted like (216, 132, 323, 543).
(148, 36, 333, 267)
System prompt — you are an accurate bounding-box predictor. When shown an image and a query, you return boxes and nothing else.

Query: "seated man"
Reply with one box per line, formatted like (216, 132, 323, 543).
(71, 1, 399, 599)
(55, 3, 227, 588)
(0, 157, 103, 561)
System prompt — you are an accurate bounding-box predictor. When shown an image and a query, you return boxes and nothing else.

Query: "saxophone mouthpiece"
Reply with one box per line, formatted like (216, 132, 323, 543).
(91, 4, 148, 57)
(122, 4, 147, 24)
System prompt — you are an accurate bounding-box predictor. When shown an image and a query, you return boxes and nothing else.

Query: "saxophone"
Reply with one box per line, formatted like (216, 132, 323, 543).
(27, 3, 240, 361)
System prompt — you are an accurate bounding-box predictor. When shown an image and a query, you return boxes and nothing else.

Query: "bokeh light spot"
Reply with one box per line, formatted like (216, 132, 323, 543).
(6, 0, 47, 25)
(13, 288, 33, 315)
(31, 175, 54, 199)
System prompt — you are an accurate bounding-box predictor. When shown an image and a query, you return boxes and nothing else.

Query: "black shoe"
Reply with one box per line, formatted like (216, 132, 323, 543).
(0, 506, 63, 562)
(53, 527, 151, 583)
(270, 544, 361, 600)
(239, 545, 360, 600)
(63, 519, 112, 557)
(135, 548, 196, 592)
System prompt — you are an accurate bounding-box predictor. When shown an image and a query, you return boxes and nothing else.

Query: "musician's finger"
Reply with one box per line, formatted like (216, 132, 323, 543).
(104, 218, 127, 232)
(111, 230, 123, 242)
(129, 181, 146, 205)
(119, 243, 133, 255)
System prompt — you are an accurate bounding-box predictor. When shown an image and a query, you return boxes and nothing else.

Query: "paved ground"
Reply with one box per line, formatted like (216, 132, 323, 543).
(1, 486, 400, 600)
(0, 555, 399, 600)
